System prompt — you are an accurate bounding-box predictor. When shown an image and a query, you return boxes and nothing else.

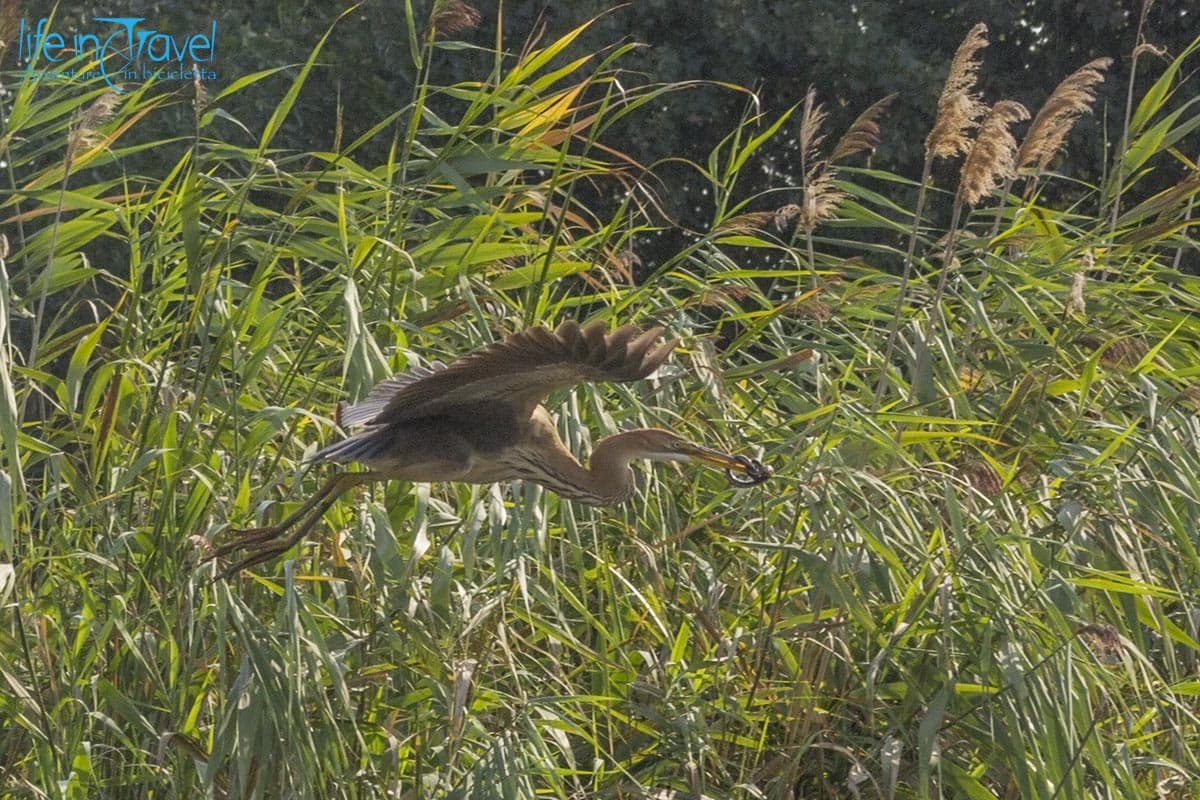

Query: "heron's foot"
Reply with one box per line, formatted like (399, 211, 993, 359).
(207, 523, 312, 579)
(209, 473, 378, 579)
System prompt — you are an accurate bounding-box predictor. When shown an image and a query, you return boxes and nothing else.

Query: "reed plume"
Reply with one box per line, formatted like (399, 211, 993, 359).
(794, 88, 833, 287)
(925, 23, 989, 160)
(1017, 58, 1111, 175)
(773, 204, 802, 231)
(959, 100, 1030, 206)
(876, 23, 988, 405)
(430, 0, 481, 37)
(193, 65, 210, 119)
(799, 169, 841, 235)
(0, 0, 20, 56)
(1065, 271, 1086, 319)
(794, 88, 892, 286)
(715, 211, 777, 235)
(955, 457, 1002, 498)
(803, 92, 897, 231)
(916, 99, 1028, 394)
(798, 88, 894, 232)
(66, 90, 120, 163)
(988, 59, 1111, 236)
(1077, 624, 1124, 666)
(830, 93, 897, 164)
(797, 87, 828, 177)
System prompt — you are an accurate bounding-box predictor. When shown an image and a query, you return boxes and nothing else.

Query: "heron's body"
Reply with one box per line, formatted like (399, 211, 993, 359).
(312, 319, 695, 504)
(216, 320, 770, 573)
(317, 406, 640, 502)
(316, 403, 526, 482)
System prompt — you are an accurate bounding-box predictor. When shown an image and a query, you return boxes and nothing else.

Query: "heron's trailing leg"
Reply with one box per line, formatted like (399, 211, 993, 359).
(212, 471, 382, 577)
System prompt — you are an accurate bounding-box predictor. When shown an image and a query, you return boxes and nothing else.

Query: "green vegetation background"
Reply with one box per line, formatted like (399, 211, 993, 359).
(34, 0, 1200, 268)
(1, 1, 1199, 798)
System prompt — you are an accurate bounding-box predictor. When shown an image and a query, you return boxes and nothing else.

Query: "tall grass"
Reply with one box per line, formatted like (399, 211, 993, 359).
(1, 7, 1199, 799)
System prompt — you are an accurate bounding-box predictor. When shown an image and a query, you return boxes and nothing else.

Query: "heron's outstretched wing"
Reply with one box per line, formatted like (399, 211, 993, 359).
(351, 320, 675, 426)
(336, 362, 447, 428)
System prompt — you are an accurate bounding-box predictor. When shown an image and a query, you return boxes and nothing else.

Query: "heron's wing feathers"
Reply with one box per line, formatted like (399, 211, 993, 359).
(362, 320, 675, 425)
(336, 362, 448, 428)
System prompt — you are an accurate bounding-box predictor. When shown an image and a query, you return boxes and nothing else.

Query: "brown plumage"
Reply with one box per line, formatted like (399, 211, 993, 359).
(215, 320, 771, 574)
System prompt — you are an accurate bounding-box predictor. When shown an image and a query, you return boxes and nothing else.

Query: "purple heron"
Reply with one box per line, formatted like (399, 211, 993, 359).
(215, 319, 771, 574)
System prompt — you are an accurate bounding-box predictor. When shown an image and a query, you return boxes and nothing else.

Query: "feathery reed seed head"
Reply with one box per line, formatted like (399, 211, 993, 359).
(67, 90, 120, 161)
(615, 248, 642, 271)
(611, 248, 642, 283)
(789, 297, 833, 322)
(1078, 335, 1149, 369)
(798, 87, 828, 170)
(682, 284, 753, 309)
(800, 167, 843, 233)
(715, 212, 777, 235)
(1101, 338, 1149, 369)
(959, 100, 1030, 206)
(1017, 58, 1111, 173)
(926, 23, 989, 160)
(956, 458, 1002, 498)
(793, 90, 893, 235)
(1065, 272, 1087, 318)
(830, 93, 896, 164)
(774, 204, 802, 231)
(1077, 624, 1123, 666)
(1177, 385, 1200, 412)
(796, 88, 887, 234)
(430, 0, 482, 36)
(192, 64, 209, 115)
(1133, 42, 1168, 60)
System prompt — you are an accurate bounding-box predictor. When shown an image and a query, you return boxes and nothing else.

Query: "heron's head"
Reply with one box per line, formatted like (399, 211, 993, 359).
(630, 429, 773, 485)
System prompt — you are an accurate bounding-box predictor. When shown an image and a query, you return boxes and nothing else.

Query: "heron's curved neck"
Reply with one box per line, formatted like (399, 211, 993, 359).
(521, 430, 641, 506)
(585, 433, 644, 504)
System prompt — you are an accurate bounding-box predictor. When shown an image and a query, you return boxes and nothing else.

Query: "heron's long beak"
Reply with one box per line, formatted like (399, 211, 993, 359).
(682, 443, 773, 486)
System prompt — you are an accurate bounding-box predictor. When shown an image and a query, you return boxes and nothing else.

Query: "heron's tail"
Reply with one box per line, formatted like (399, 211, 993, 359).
(310, 428, 394, 466)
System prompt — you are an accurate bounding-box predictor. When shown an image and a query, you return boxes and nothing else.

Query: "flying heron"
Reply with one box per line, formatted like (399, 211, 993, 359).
(215, 319, 771, 573)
